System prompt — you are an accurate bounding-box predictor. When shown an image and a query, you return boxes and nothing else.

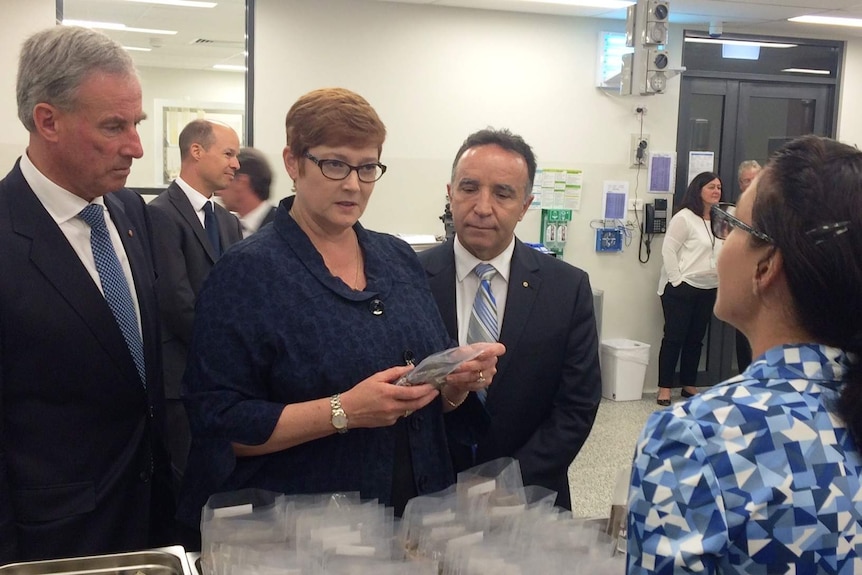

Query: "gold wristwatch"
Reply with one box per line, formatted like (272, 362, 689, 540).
(330, 393, 348, 434)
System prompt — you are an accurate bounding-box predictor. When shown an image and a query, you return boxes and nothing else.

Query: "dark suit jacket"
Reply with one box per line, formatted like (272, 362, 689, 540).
(0, 161, 172, 562)
(147, 182, 242, 400)
(419, 238, 602, 510)
(260, 205, 276, 229)
(147, 183, 241, 487)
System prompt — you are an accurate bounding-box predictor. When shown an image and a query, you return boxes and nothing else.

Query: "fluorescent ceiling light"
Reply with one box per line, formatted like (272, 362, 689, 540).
(126, 0, 217, 7)
(123, 46, 152, 52)
(523, 0, 634, 8)
(213, 64, 246, 71)
(782, 67, 831, 75)
(62, 19, 177, 35)
(685, 38, 796, 48)
(790, 15, 862, 28)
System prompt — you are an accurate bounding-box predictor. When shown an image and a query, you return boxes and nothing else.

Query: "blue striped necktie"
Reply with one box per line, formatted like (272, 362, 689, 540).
(467, 263, 498, 403)
(79, 204, 146, 387)
(203, 200, 222, 258)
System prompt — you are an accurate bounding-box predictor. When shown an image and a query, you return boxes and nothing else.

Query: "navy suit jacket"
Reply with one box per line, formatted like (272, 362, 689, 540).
(0, 161, 172, 562)
(147, 182, 242, 399)
(419, 238, 602, 510)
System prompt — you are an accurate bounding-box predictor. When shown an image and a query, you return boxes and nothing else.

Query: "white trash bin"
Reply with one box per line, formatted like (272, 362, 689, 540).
(601, 339, 651, 401)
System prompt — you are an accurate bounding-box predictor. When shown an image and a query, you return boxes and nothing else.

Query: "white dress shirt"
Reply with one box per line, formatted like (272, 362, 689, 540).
(453, 235, 516, 345)
(239, 201, 273, 238)
(20, 151, 142, 336)
(174, 175, 211, 228)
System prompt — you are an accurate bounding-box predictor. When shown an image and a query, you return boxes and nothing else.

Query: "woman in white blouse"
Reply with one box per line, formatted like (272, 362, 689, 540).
(655, 171, 723, 406)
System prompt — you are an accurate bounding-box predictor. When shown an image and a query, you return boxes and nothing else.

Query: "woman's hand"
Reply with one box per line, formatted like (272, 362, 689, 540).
(340, 365, 439, 429)
(439, 342, 506, 409)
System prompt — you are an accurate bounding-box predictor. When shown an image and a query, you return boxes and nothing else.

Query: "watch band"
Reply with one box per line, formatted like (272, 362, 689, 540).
(330, 393, 348, 434)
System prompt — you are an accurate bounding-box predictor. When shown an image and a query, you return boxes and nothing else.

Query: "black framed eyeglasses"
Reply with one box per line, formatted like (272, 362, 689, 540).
(304, 152, 387, 183)
(711, 203, 773, 243)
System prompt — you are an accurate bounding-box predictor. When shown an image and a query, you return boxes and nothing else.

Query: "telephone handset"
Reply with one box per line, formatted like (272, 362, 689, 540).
(644, 198, 667, 234)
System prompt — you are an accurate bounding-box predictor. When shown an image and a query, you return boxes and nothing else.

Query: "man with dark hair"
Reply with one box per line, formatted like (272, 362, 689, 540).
(148, 119, 242, 496)
(418, 128, 602, 511)
(0, 25, 173, 562)
(218, 147, 276, 237)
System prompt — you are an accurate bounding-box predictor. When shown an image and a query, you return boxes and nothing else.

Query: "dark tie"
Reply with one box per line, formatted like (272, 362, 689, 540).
(78, 204, 146, 386)
(467, 263, 498, 403)
(203, 200, 222, 258)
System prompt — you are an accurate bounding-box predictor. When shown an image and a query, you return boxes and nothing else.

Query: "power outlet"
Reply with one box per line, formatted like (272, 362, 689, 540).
(631, 134, 650, 168)
(627, 198, 645, 211)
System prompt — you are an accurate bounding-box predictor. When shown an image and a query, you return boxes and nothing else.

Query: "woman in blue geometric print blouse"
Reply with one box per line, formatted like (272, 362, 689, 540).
(627, 135, 862, 574)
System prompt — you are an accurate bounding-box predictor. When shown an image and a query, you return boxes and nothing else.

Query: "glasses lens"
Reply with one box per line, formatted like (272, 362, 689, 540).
(357, 164, 383, 183)
(712, 204, 733, 239)
(319, 160, 351, 180)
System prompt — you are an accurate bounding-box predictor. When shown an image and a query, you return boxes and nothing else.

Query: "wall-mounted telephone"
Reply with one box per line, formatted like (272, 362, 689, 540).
(644, 198, 667, 234)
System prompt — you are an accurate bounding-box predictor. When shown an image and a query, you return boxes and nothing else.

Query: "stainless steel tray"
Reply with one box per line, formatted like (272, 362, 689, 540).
(0, 546, 190, 575)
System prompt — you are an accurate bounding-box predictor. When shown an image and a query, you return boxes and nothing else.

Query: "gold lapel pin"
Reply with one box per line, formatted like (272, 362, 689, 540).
(522, 281, 529, 288)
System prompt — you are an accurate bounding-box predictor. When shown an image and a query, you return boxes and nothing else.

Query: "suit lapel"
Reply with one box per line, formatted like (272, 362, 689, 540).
(167, 183, 218, 263)
(8, 170, 140, 384)
(495, 240, 541, 382)
(424, 242, 458, 341)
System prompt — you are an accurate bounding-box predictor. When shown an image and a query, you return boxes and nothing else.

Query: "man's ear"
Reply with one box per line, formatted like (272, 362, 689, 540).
(519, 192, 535, 221)
(32, 104, 60, 143)
(446, 183, 454, 203)
(190, 142, 204, 161)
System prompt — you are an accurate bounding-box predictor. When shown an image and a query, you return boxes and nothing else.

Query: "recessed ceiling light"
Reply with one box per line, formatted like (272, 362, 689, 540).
(790, 15, 862, 28)
(782, 67, 831, 75)
(123, 46, 153, 52)
(523, 0, 634, 7)
(62, 19, 177, 35)
(126, 0, 217, 7)
(684, 38, 797, 49)
(213, 64, 246, 72)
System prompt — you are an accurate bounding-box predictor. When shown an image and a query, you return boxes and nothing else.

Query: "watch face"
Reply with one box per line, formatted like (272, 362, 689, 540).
(332, 412, 348, 429)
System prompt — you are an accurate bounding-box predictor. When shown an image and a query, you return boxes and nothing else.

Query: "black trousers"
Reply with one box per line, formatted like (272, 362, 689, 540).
(658, 283, 717, 388)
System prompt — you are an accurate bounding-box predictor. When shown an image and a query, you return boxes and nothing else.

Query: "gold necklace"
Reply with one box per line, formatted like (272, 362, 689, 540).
(291, 207, 363, 290)
(353, 236, 363, 291)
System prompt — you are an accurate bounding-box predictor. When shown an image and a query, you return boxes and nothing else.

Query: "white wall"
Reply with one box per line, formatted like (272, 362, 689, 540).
(255, 0, 681, 389)
(837, 38, 862, 148)
(129, 66, 245, 188)
(0, 0, 55, 169)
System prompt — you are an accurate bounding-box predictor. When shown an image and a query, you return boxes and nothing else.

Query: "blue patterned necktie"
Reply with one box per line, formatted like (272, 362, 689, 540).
(203, 200, 222, 258)
(79, 204, 146, 387)
(467, 263, 498, 403)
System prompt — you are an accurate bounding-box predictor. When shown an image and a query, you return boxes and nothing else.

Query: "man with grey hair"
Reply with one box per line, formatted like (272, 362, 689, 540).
(0, 26, 173, 562)
(418, 128, 602, 510)
(735, 159, 762, 372)
(217, 147, 276, 237)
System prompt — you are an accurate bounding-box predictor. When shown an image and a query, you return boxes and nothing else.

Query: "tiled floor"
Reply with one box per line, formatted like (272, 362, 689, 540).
(567, 392, 666, 518)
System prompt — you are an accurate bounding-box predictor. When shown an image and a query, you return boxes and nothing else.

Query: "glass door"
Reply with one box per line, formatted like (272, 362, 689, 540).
(675, 77, 834, 385)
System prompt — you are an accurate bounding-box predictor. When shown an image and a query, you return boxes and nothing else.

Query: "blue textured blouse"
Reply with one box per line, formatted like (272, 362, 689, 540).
(176, 199, 456, 527)
(627, 343, 862, 574)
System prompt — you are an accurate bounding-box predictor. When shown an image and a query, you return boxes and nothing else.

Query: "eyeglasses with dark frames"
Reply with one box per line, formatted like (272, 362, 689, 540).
(304, 152, 387, 183)
(711, 203, 773, 243)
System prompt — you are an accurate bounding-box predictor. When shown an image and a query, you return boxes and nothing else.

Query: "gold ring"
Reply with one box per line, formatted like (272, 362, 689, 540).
(477, 370, 486, 385)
